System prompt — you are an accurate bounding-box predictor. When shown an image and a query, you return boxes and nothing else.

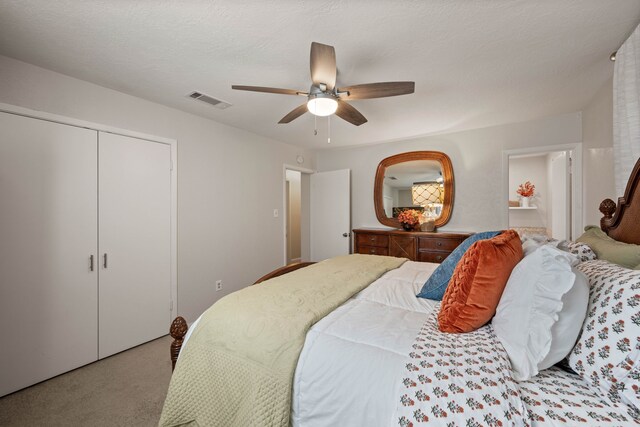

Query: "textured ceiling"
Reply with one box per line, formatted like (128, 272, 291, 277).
(0, 1, 638, 149)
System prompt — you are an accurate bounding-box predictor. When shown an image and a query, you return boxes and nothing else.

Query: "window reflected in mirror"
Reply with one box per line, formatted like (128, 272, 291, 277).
(374, 151, 454, 229)
(383, 160, 445, 220)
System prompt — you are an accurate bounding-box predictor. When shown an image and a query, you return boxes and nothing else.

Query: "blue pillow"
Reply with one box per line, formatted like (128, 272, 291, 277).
(416, 231, 502, 300)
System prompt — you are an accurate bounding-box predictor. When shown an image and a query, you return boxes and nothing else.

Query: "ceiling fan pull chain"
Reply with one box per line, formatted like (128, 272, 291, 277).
(328, 115, 331, 144)
(314, 114, 318, 135)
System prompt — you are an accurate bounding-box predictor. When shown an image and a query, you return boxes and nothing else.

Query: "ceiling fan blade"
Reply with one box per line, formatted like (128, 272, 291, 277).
(335, 101, 367, 126)
(232, 85, 305, 96)
(310, 42, 337, 91)
(278, 103, 308, 124)
(338, 82, 415, 100)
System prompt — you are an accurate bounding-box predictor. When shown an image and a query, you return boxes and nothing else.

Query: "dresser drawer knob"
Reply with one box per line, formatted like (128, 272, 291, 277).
(437, 242, 442, 247)
(370, 249, 376, 254)
(436, 255, 443, 261)
(370, 237, 375, 241)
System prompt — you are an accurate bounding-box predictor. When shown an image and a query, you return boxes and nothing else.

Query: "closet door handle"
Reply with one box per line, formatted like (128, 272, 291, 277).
(103, 253, 108, 269)
(90, 255, 94, 272)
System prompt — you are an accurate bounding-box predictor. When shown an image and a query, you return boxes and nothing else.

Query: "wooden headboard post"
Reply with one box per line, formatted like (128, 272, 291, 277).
(599, 199, 617, 232)
(599, 157, 640, 244)
(169, 316, 188, 371)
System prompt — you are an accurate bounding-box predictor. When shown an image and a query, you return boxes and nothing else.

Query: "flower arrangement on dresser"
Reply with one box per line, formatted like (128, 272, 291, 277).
(397, 209, 421, 231)
(516, 180, 535, 207)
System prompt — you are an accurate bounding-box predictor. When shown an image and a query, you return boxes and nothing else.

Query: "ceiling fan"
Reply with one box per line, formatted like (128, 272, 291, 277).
(232, 42, 415, 126)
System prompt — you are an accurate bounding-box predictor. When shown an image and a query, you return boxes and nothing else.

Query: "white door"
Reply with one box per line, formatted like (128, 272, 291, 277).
(98, 132, 172, 358)
(0, 112, 98, 396)
(310, 169, 351, 261)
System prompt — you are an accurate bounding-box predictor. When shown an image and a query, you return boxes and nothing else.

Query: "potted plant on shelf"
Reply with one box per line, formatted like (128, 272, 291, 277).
(517, 181, 535, 207)
(397, 209, 421, 231)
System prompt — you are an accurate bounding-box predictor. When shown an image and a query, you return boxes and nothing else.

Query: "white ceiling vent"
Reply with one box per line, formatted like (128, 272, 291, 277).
(187, 91, 232, 110)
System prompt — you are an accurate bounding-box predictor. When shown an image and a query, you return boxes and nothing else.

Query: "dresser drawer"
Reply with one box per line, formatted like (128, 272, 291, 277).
(356, 234, 389, 248)
(418, 237, 463, 252)
(417, 251, 451, 263)
(390, 235, 416, 259)
(357, 245, 389, 256)
(353, 229, 470, 263)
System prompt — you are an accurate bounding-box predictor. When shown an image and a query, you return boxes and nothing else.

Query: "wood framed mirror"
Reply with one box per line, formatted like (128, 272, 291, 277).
(374, 151, 454, 229)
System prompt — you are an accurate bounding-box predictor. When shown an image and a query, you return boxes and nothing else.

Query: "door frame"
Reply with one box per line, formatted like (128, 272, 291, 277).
(282, 164, 314, 265)
(502, 143, 583, 239)
(0, 102, 178, 320)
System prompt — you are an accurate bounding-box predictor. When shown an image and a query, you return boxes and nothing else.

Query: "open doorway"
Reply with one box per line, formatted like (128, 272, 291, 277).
(283, 165, 313, 265)
(283, 165, 351, 264)
(285, 169, 302, 264)
(504, 144, 582, 240)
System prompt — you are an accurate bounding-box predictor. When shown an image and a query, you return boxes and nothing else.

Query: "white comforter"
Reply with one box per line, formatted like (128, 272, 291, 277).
(290, 259, 639, 427)
(183, 258, 639, 426)
(291, 261, 438, 427)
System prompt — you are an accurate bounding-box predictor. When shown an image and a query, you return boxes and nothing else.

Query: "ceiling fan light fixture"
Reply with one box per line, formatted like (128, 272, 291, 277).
(233, 42, 414, 126)
(307, 94, 338, 117)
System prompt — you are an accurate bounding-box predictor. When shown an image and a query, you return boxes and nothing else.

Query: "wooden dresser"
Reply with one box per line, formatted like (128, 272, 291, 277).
(353, 228, 472, 263)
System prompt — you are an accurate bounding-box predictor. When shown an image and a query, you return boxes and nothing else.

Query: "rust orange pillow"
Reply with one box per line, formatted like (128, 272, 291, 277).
(438, 229, 523, 333)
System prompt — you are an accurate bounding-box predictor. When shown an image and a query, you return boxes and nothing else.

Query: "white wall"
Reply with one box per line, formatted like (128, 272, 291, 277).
(316, 113, 582, 232)
(0, 55, 315, 323)
(582, 77, 616, 227)
(508, 155, 548, 229)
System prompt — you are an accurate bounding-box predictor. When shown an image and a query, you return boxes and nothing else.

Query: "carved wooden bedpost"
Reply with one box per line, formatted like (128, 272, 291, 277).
(170, 316, 188, 371)
(599, 198, 616, 233)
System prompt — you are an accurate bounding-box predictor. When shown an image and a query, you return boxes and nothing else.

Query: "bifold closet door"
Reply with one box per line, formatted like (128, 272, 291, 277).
(98, 132, 171, 358)
(0, 112, 98, 397)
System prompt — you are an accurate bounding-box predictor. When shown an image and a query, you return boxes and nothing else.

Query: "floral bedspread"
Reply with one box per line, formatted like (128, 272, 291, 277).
(395, 304, 529, 426)
(518, 366, 638, 425)
(394, 303, 639, 426)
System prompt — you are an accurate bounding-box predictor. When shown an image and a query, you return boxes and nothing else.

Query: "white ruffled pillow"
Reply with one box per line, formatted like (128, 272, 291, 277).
(492, 245, 589, 380)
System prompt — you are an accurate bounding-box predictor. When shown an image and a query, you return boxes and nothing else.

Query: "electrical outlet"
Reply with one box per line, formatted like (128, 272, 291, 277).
(215, 280, 222, 291)
(273, 209, 279, 217)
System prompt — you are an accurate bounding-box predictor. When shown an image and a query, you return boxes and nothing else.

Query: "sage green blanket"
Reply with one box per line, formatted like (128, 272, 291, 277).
(159, 254, 406, 427)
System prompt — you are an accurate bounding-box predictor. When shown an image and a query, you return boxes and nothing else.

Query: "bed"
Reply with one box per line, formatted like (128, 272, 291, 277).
(161, 159, 640, 427)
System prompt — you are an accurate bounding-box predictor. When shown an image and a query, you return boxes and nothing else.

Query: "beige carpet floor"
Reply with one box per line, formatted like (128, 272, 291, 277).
(0, 335, 172, 426)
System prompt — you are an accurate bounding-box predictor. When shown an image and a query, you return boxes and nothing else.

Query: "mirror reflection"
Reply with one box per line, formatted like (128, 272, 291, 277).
(374, 151, 454, 229)
(383, 160, 445, 220)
